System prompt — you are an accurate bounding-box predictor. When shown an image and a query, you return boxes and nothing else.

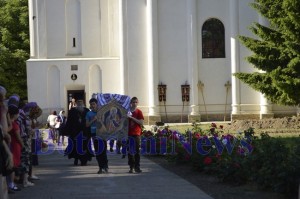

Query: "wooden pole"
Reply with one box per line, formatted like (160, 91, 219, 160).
(198, 81, 208, 121)
(224, 81, 231, 121)
(181, 101, 184, 123)
(164, 100, 168, 122)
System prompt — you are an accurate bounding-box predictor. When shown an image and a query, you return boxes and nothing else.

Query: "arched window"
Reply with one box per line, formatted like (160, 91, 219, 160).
(202, 18, 225, 58)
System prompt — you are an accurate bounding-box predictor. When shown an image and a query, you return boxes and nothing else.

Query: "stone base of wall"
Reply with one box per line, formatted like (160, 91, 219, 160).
(146, 115, 162, 125)
(274, 113, 296, 118)
(146, 113, 297, 124)
(188, 115, 201, 123)
(260, 113, 274, 119)
(149, 114, 230, 123)
(231, 114, 260, 120)
(160, 115, 189, 123)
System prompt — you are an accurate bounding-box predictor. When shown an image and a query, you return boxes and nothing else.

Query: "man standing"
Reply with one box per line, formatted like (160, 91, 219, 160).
(86, 98, 108, 174)
(65, 100, 93, 166)
(127, 97, 144, 173)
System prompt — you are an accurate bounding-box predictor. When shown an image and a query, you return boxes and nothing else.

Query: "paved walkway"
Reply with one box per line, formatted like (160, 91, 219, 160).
(10, 144, 214, 199)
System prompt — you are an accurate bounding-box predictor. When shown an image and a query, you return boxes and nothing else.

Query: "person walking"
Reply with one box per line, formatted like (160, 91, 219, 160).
(68, 98, 77, 110)
(65, 100, 93, 166)
(7, 105, 23, 192)
(127, 97, 144, 173)
(47, 111, 58, 143)
(86, 98, 108, 174)
(9, 99, 36, 188)
(56, 110, 66, 146)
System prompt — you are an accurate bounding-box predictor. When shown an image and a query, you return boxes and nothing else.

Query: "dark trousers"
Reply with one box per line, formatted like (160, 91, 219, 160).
(109, 139, 122, 152)
(93, 137, 108, 169)
(128, 136, 141, 169)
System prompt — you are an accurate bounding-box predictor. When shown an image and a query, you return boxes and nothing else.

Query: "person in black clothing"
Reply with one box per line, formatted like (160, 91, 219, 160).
(64, 100, 93, 166)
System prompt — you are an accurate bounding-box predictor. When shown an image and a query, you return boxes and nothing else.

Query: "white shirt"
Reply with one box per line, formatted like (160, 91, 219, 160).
(47, 114, 57, 126)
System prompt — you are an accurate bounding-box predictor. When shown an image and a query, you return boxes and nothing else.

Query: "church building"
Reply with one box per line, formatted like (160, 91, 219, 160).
(26, 0, 297, 124)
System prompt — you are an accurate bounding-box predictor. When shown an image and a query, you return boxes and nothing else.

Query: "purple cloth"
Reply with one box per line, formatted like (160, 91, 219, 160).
(22, 102, 38, 113)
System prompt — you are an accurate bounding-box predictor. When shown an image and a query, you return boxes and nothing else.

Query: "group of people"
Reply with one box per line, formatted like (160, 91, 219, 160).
(0, 91, 145, 198)
(46, 110, 66, 145)
(0, 86, 42, 199)
(64, 96, 144, 174)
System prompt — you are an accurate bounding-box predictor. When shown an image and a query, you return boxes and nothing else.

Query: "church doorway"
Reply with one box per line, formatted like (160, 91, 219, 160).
(67, 90, 85, 110)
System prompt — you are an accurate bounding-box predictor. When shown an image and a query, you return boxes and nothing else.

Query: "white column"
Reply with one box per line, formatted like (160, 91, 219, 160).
(146, 0, 159, 116)
(186, 0, 199, 116)
(28, 0, 36, 58)
(119, 0, 127, 94)
(260, 94, 273, 114)
(230, 0, 241, 115)
(37, 0, 47, 58)
(258, 14, 273, 117)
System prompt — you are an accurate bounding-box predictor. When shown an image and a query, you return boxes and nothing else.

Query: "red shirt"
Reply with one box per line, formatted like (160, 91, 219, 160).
(128, 109, 144, 136)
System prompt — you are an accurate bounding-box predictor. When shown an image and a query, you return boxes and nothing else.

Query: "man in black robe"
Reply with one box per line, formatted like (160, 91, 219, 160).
(64, 100, 93, 165)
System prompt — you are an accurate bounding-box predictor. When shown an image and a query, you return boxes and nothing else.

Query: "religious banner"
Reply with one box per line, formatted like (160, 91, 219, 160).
(95, 94, 131, 140)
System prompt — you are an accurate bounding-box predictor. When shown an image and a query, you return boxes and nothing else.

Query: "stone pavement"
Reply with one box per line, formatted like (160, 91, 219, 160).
(10, 144, 214, 199)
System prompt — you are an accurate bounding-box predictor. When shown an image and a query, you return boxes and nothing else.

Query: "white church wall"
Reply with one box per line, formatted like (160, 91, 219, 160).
(27, 58, 120, 115)
(238, 0, 261, 111)
(65, 0, 82, 55)
(88, 65, 102, 98)
(47, 66, 61, 109)
(197, 0, 232, 115)
(27, 0, 298, 123)
(46, 0, 66, 58)
(157, 0, 189, 107)
(27, 61, 49, 108)
(39, 0, 119, 58)
(80, 0, 103, 57)
(98, 0, 119, 57)
(125, 1, 149, 107)
(81, 0, 119, 57)
(34, 0, 47, 59)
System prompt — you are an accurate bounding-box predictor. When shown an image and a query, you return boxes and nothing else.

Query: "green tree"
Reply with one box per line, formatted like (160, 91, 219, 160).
(0, 0, 29, 100)
(235, 0, 300, 106)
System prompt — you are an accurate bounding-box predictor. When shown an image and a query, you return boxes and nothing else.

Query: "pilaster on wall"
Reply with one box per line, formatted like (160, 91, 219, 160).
(186, 0, 199, 119)
(230, 0, 241, 117)
(146, 0, 159, 117)
(188, 105, 201, 123)
(260, 94, 274, 119)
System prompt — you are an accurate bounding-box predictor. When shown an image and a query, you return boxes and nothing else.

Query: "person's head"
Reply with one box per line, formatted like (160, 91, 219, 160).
(110, 107, 117, 116)
(130, 97, 139, 109)
(8, 104, 19, 120)
(52, 111, 57, 115)
(89, 98, 98, 112)
(22, 102, 37, 113)
(59, 110, 65, 116)
(71, 98, 76, 103)
(76, 100, 85, 111)
(8, 94, 20, 107)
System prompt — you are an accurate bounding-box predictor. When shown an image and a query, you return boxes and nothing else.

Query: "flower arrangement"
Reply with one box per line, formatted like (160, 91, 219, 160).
(142, 122, 300, 196)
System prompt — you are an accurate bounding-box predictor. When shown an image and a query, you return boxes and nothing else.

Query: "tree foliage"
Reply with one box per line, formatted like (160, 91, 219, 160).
(235, 0, 300, 106)
(0, 0, 29, 100)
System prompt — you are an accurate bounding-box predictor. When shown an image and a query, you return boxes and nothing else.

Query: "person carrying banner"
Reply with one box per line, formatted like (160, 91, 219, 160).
(127, 97, 144, 173)
(86, 98, 109, 174)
